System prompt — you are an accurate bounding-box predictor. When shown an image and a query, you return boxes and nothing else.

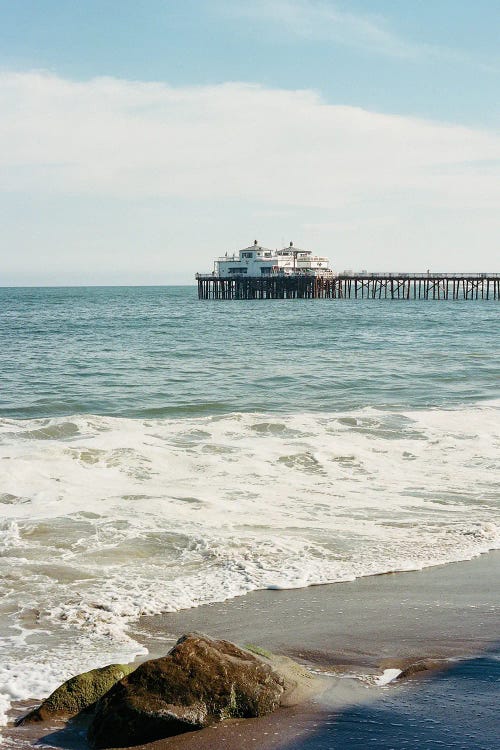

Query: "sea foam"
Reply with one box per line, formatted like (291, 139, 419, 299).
(0, 402, 499, 723)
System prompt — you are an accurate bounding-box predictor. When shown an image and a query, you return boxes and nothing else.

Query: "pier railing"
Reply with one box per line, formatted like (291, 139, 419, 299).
(196, 273, 500, 300)
(339, 272, 500, 279)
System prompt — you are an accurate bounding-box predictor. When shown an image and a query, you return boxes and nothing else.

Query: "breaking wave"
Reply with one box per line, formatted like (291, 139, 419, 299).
(0, 403, 499, 721)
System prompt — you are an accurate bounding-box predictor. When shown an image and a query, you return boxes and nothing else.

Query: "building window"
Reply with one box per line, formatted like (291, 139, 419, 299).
(229, 267, 247, 274)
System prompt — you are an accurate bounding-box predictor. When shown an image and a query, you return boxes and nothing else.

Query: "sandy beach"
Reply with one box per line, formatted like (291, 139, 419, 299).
(5, 552, 499, 749)
(135, 551, 500, 668)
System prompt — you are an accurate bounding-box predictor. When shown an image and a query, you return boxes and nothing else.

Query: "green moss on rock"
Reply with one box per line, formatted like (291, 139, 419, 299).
(244, 644, 273, 659)
(18, 663, 136, 724)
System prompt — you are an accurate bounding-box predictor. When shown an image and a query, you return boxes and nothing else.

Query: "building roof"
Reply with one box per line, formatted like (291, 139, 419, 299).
(277, 243, 311, 256)
(238, 241, 273, 253)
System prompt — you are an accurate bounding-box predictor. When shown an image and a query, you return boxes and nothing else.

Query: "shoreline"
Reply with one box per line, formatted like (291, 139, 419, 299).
(132, 550, 500, 669)
(4, 551, 499, 749)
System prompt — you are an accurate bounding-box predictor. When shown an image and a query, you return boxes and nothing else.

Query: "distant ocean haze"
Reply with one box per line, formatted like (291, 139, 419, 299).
(0, 286, 498, 725)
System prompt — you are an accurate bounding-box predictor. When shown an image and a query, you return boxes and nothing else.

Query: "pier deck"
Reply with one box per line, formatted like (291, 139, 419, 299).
(196, 274, 500, 300)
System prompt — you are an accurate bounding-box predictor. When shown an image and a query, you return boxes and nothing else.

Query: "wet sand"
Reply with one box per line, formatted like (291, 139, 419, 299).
(4, 552, 499, 749)
(134, 551, 499, 668)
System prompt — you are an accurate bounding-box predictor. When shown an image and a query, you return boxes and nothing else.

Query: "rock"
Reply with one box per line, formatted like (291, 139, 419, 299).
(88, 633, 285, 748)
(397, 658, 448, 680)
(245, 644, 321, 707)
(16, 663, 135, 725)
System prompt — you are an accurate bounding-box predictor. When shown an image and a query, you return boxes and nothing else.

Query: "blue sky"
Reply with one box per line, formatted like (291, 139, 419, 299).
(1, 1, 499, 283)
(2, 1, 499, 124)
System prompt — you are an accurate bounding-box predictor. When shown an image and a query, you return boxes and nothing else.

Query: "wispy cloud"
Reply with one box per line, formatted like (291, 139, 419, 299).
(1, 71, 499, 277)
(219, 0, 499, 68)
(222, 0, 417, 58)
(1, 70, 498, 208)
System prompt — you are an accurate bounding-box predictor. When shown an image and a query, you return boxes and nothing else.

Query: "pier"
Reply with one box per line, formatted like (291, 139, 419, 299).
(196, 273, 500, 300)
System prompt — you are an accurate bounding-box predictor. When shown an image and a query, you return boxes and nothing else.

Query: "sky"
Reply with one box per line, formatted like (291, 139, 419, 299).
(1, 0, 499, 284)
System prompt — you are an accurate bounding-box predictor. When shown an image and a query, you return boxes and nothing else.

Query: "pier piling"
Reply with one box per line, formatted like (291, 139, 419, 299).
(196, 274, 499, 301)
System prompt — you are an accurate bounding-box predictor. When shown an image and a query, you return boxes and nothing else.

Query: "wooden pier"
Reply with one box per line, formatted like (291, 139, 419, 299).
(196, 273, 500, 301)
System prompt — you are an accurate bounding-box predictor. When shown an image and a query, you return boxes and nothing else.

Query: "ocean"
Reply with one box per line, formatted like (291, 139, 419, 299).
(0, 286, 498, 725)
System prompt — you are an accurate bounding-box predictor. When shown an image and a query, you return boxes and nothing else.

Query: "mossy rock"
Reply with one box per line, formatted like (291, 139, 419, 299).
(245, 643, 273, 659)
(17, 663, 136, 724)
(397, 658, 449, 680)
(88, 633, 285, 748)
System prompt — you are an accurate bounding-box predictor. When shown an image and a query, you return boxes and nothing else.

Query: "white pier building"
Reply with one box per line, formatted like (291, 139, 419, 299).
(213, 241, 333, 278)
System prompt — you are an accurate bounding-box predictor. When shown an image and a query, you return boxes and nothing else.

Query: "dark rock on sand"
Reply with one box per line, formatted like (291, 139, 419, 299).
(16, 663, 135, 724)
(88, 633, 285, 748)
(397, 658, 449, 680)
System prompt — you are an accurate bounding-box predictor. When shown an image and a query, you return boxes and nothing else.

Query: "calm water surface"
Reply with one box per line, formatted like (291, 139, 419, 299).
(0, 286, 498, 417)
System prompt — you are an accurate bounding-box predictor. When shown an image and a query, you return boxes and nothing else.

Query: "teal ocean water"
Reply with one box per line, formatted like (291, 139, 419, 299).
(1, 286, 499, 417)
(0, 287, 499, 723)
